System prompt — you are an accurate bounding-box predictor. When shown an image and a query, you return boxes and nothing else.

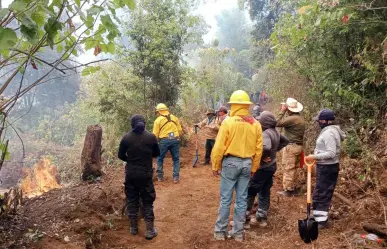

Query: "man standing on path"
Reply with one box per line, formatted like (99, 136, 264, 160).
(245, 111, 289, 228)
(118, 114, 160, 240)
(305, 109, 346, 229)
(194, 108, 219, 165)
(153, 103, 183, 184)
(276, 97, 305, 197)
(212, 90, 263, 242)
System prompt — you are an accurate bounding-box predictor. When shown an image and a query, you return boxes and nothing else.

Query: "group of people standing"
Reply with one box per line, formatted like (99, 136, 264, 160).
(117, 89, 346, 242)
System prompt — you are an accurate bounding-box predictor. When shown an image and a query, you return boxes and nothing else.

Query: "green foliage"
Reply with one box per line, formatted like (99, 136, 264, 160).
(270, 0, 387, 121)
(180, 47, 253, 123)
(124, 0, 205, 107)
(343, 132, 363, 158)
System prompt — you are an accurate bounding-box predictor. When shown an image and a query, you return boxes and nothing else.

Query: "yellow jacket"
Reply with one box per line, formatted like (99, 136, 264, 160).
(211, 104, 263, 173)
(153, 111, 183, 139)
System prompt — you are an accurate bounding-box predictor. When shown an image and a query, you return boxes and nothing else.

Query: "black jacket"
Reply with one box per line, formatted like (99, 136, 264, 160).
(118, 130, 160, 179)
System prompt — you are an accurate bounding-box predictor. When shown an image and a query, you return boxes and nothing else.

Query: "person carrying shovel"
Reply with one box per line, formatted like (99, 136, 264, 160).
(304, 109, 346, 229)
(194, 108, 219, 165)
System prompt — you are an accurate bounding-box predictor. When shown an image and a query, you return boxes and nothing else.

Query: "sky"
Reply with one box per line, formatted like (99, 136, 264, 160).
(2, 0, 244, 63)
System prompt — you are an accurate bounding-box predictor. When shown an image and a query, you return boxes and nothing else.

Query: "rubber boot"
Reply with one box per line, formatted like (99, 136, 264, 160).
(145, 220, 158, 240)
(129, 218, 138, 235)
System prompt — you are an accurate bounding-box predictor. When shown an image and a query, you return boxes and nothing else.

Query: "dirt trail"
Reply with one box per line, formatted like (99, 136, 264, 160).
(0, 137, 355, 249)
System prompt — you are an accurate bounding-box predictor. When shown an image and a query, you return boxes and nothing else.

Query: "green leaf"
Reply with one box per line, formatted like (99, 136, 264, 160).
(107, 42, 115, 53)
(56, 43, 63, 53)
(87, 5, 104, 16)
(9, 0, 27, 12)
(85, 15, 94, 28)
(31, 10, 46, 27)
(44, 17, 63, 49)
(18, 65, 25, 74)
(21, 25, 39, 43)
(0, 27, 17, 50)
(0, 9, 9, 20)
(122, 0, 135, 10)
(82, 66, 101, 76)
(75, 0, 80, 7)
(101, 15, 115, 30)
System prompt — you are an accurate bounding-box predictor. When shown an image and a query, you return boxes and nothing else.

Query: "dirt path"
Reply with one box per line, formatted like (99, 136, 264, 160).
(0, 138, 354, 249)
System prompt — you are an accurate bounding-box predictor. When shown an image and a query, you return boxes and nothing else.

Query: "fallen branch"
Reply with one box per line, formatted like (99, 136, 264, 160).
(363, 223, 387, 239)
(334, 191, 355, 208)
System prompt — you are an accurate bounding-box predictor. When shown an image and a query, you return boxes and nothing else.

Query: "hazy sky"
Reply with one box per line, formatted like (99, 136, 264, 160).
(2, 0, 243, 63)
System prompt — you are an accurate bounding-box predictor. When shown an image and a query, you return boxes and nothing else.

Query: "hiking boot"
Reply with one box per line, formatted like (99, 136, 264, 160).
(129, 219, 138, 235)
(200, 161, 210, 165)
(257, 217, 267, 227)
(277, 190, 297, 197)
(318, 221, 329, 230)
(173, 177, 179, 184)
(157, 176, 164, 182)
(227, 231, 245, 242)
(214, 232, 226, 241)
(243, 222, 251, 230)
(145, 220, 158, 240)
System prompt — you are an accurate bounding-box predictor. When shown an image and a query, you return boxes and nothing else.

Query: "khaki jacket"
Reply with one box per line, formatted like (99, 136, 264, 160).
(197, 116, 219, 140)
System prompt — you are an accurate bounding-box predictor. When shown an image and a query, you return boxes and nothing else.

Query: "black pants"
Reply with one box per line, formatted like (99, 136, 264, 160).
(312, 163, 339, 223)
(247, 167, 276, 218)
(125, 177, 156, 222)
(205, 139, 215, 162)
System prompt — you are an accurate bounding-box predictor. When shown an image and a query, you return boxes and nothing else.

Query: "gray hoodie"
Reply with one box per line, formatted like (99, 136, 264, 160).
(258, 111, 289, 170)
(314, 125, 346, 165)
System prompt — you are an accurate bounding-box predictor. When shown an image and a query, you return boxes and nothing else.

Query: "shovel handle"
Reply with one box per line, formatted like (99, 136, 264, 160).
(305, 159, 315, 204)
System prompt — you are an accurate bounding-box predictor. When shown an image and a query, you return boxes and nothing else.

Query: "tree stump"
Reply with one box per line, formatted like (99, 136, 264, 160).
(81, 125, 103, 181)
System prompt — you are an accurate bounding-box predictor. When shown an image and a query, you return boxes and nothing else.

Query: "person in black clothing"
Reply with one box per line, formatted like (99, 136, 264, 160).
(118, 114, 160, 240)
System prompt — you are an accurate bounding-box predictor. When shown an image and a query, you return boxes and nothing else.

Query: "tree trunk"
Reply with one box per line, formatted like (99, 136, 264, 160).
(81, 125, 102, 181)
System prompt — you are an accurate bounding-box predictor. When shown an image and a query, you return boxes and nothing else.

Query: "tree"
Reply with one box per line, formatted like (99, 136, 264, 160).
(242, 0, 295, 67)
(270, 0, 387, 120)
(0, 0, 135, 169)
(215, 8, 251, 52)
(124, 0, 204, 110)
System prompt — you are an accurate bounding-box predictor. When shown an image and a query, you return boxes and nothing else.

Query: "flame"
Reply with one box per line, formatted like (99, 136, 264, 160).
(20, 158, 61, 197)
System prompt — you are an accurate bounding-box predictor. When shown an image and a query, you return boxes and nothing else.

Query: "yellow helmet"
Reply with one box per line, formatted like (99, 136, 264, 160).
(156, 103, 168, 111)
(228, 90, 253, 105)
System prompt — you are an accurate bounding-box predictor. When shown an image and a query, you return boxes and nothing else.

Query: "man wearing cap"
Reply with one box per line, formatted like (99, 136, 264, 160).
(305, 109, 346, 229)
(212, 90, 262, 242)
(153, 103, 183, 184)
(276, 97, 305, 197)
(195, 108, 219, 165)
(217, 106, 228, 126)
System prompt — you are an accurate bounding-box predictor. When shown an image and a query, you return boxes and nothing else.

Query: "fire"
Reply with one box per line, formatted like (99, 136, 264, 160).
(20, 158, 61, 197)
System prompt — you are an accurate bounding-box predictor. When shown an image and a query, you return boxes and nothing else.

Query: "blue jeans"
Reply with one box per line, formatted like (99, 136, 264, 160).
(156, 139, 180, 179)
(214, 156, 252, 235)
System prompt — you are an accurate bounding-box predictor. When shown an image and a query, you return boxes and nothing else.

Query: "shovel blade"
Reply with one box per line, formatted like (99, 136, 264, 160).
(298, 218, 318, 243)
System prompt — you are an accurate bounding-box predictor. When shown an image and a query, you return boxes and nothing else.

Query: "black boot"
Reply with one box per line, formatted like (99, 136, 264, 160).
(145, 220, 158, 240)
(129, 218, 138, 235)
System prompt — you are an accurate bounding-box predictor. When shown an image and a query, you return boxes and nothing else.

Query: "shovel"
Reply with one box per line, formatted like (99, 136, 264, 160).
(298, 158, 318, 243)
(192, 126, 199, 167)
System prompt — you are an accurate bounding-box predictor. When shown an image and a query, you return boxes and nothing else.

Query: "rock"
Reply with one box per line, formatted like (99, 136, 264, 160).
(64, 236, 70, 242)
(74, 219, 80, 223)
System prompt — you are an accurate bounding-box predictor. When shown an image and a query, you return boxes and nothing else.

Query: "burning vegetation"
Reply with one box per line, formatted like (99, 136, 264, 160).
(20, 158, 61, 197)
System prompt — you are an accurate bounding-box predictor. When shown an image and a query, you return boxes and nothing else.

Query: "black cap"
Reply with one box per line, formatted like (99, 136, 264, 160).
(313, 109, 335, 121)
